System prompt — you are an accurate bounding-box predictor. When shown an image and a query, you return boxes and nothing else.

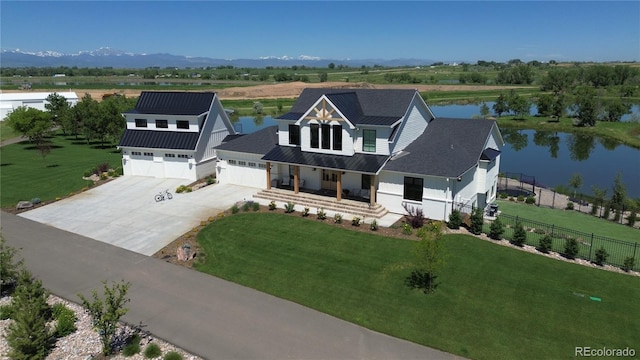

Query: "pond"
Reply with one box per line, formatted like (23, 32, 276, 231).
(234, 110, 640, 198)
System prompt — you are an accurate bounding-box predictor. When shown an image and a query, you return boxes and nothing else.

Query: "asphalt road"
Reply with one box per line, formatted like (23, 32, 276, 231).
(1, 212, 460, 360)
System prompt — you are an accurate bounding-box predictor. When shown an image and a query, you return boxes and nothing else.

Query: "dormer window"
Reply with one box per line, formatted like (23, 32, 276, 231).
(289, 124, 300, 145)
(310, 124, 319, 148)
(156, 119, 168, 128)
(363, 129, 376, 152)
(135, 119, 147, 128)
(177, 120, 189, 129)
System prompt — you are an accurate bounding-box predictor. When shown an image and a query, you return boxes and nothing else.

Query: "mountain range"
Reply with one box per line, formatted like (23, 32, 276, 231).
(0, 47, 440, 68)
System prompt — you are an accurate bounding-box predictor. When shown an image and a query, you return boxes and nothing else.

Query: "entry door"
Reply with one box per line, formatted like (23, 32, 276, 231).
(321, 169, 339, 191)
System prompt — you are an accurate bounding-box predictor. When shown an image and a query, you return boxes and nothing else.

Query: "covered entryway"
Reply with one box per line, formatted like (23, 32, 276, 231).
(321, 169, 340, 191)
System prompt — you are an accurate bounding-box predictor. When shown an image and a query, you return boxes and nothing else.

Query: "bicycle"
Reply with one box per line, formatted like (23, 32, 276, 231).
(154, 189, 173, 202)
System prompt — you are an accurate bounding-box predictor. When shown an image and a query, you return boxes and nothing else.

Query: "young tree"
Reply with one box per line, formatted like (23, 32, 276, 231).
(591, 185, 607, 217)
(479, 102, 490, 118)
(469, 207, 484, 235)
(45, 92, 71, 132)
(610, 172, 627, 221)
(568, 173, 583, 199)
(536, 93, 554, 117)
(508, 92, 530, 119)
(492, 93, 508, 117)
(573, 87, 598, 127)
(78, 280, 131, 355)
(72, 93, 100, 143)
(405, 223, 445, 294)
(511, 220, 527, 247)
(6, 270, 55, 360)
(489, 217, 504, 240)
(1, 234, 24, 295)
(602, 98, 631, 122)
(5, 106, 54, 144)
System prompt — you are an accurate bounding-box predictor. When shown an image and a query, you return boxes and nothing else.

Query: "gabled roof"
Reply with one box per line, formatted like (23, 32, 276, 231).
(124, 91, 216, 116)
(278, 88, 418, 126)
(119, 129, 199, 150)
(215, 126, 279, 155)
(262, 146, 389, 174)
(384, 118, 499, 177)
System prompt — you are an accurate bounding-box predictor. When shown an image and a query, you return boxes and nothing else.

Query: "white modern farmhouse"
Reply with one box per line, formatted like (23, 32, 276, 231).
(0, 92, 78, 121)
(215, 88, 504, 221)
(118, 91, 235, 181)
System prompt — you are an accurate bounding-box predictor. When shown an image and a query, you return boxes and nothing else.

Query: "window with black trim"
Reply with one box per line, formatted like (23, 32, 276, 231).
(289, 124, 300, 145)
(135, 119, 147, 128)
(403, 177, 423, 201)
(310, 124, 319, 148)
(156, 120, 168, 128)
(178, 154, 189, 159)
(143, 152, 154, 157)
(177, 120, 189, 129)
(362, 174, 372, 190)
(321, 123, 331, 149)
(363, 129, 376, 152)
(333, 125, 342, 150)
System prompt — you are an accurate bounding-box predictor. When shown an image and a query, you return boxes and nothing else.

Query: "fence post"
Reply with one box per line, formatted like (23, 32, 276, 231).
(551, 224, 554, 237)
(588, 233, 594, 261)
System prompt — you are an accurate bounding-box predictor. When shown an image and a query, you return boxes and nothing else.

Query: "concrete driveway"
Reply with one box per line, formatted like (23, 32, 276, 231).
(19, 176, 259, 255)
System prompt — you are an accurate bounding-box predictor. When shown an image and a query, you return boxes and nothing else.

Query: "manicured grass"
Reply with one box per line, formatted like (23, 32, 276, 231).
(496, 200, 640, 244)
(195, 213, 640, 360)
(0, 133, 122, 207)
(0, 122, 20, 142)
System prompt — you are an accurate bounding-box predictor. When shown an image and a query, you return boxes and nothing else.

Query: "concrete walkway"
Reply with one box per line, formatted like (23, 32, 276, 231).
(1, 212, 459, 360)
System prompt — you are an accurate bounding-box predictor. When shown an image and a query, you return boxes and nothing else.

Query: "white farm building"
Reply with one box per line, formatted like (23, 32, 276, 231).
(0, 92, 79, 121)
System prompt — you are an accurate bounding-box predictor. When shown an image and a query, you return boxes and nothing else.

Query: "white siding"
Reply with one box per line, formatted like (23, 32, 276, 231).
(377, 171, 452, 221)
(215, 151, 267, 188)
(391, 96, 433, 153)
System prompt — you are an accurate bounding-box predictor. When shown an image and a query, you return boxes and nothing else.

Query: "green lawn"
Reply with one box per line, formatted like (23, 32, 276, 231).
(496, 200, 640, 244)
(0, 121, 20, 142)
(195, 213, 640, 360)
(0, 133, 122, 207)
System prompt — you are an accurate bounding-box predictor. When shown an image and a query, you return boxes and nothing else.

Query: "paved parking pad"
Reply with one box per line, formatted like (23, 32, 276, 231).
(20, 176, 259, 255)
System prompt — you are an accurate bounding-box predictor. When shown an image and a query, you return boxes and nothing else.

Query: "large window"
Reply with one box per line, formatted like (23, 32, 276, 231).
(289, 124, 300, 145)
(156, 119, 168, 128)
(310, 124, 319, 148)
(333, 125, 342, 150)
(361, 174, 372, 190)
(177, 120, 189, 129)
(135, 119, 147, 128)
(321, 124, 331, 149)
(403, 177, 423, 201)
(363, 129, 376, 152)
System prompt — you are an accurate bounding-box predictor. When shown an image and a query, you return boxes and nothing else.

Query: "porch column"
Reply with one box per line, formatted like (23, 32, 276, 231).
(370, 175, 376, 206)
(266, 161, 271, 189)
(294, 165, 300, 194)
(336, 171, 342, 201)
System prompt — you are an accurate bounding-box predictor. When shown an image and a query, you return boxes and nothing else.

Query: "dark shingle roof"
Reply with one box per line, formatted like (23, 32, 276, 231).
(384, 118, 498, 177)
(262, 146, 389, 174)
(278, 88, 417, 126)
(119, 129, 199, 150)
(215, 126, 279, 155)
(125, 91, 216, 116)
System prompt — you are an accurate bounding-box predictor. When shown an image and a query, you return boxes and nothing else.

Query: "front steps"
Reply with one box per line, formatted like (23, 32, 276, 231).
(254, 188, 389, 219)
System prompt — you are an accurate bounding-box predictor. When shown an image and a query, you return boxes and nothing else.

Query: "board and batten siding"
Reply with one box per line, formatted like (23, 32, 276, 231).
(377, 171, 452, 221)
(391, 96, 434, 154)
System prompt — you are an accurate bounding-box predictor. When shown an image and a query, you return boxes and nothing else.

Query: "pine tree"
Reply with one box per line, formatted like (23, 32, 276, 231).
(470, 207, 484, 235)
(511, 220, 527, 247)
(489, 217, 504, 240)
(1, 234, 24, 295)
(6, 270, 54, 360)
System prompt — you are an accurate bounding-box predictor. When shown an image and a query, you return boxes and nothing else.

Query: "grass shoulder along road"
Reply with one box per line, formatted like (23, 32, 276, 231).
(0, 133, 122, 208)
(194, 212, 640, 360)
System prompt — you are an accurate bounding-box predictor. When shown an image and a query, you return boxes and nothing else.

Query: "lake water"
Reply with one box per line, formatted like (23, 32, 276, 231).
(235, 109, 640, 198)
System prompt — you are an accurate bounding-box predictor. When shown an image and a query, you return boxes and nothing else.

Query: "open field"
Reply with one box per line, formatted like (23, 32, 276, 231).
(194, 212, 640, 360)
(0, 133, 122, 208)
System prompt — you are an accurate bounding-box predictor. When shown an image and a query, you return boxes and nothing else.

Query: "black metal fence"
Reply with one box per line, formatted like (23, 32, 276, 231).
(484, 213, 639, 271)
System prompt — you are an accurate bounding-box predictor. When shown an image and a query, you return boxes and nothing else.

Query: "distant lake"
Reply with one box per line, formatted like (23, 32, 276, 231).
(235, 110, 640, 198)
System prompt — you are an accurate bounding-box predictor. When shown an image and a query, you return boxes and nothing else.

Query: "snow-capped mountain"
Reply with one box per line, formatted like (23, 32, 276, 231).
(0, 48, 437, 68)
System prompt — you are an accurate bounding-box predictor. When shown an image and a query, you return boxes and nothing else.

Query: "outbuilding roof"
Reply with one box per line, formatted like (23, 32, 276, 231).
(278, 88, 418, 126)
(384, 118, 499, 177)
(124, 91, 216, 116)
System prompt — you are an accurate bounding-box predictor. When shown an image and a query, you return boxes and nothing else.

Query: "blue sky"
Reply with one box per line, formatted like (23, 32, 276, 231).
(1, 1, 638, 62)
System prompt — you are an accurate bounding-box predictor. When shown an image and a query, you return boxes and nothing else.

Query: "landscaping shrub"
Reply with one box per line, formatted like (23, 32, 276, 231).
(564, 238, 579, 259)
(334, 213, 343, 224)
(96, 162, 109, 175)
(143, 342, 162, 359)
(511, 220, 527, 247)
(100, 173, 108, 181)
(284, 202, 295, 213)
(351, 216, 361, 227)
(447, 209, 462, 229)
(402, 223, 412, 235)
(525, 196, 536, 204)
(566, 202, 574, 210)
(175, 185, 191, 194)
(301, 207, 310, 217)
(317, 208, 327, 220)
(403, 203, 425, 229)
(252, 202, 260, 211)
(268, 201, 277, 211)
(31, 198, 41, 205)
(622, 257, 636, 272)
(538, 235, 553, 254)
(489, 217, 504, 240)
(370, 219, 378, 231)
(83, 168, 95, 177)
(205, 175, 215, 185)
(0, 304, 13, 320)
(52, 303, 77, 338)
(499, 192, 508, 199)
(122, 334, 141, 357)
(594, 246, 609, 266)
(469, 208, 484, 235)
(517, 194, 525, 202)
(164, 352, 183, 360)
(231, 204, 239, 214)
(241, 202, 250, 212)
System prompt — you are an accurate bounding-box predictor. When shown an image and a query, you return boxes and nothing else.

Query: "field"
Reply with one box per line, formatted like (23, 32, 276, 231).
(194, 212, 640, 360)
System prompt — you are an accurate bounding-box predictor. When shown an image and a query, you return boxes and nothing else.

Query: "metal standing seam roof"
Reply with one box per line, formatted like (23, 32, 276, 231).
(118, 130, 200, 150)
(383, 118, 499, 177)
(124, 91, 216, 116)
(262, 146, 390, 174)
(215, 126, 279, 155)
(278, 88, 418, 126)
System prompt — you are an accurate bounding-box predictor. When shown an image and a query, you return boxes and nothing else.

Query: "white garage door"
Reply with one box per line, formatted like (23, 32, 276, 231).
(164, 156, 192, 180)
